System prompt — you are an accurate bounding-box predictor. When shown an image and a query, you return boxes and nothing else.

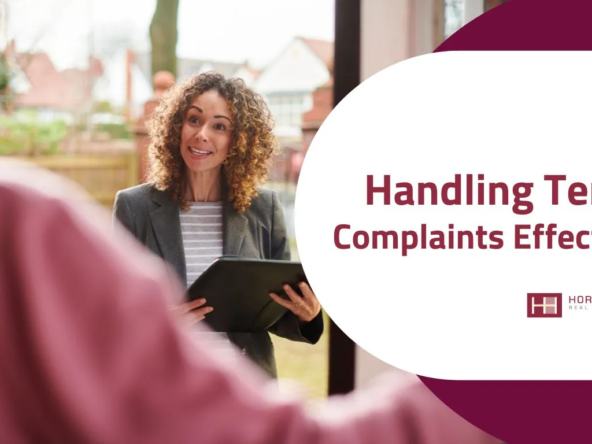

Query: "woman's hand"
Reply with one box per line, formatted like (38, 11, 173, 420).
(269, 282, 321, 323)
(171, 298, 213, 327)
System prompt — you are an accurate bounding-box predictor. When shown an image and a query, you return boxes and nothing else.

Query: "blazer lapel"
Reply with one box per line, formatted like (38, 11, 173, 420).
(223, 198, 248, 257)
(150, 188, 186, 284)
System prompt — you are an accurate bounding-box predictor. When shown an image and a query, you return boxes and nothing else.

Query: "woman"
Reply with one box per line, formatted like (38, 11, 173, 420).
(0, 162, 502, 444)
(113, 72, 323, 378)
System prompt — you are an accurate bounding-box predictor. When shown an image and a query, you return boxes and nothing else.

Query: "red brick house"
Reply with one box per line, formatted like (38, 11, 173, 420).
(301, 77, 333, 157)
(4, 40, 103, 115)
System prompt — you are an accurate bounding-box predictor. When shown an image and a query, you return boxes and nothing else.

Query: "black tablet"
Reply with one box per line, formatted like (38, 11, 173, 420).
(186, 257, 308, 333)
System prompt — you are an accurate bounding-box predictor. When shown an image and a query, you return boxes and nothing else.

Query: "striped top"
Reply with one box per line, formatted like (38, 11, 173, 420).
(180, 202, 236, 359)
(180, 201, 224, 288)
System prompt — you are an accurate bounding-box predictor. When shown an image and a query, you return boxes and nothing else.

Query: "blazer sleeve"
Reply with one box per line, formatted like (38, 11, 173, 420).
(267, 190, 324, 344)
(113, 191, 136, 236)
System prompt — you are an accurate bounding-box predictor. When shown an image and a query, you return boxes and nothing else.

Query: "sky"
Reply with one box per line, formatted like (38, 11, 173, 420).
(5, 0, 335, 70)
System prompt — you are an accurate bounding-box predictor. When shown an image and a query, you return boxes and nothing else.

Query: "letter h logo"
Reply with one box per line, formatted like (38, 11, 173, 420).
(527, 293, 562, 318)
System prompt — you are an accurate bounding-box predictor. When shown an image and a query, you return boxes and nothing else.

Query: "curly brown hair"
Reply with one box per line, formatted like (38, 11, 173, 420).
(146, 71, 279, 213)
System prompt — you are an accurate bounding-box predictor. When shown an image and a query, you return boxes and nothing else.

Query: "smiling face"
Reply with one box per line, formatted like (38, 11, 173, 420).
(180, 90, 233, 174)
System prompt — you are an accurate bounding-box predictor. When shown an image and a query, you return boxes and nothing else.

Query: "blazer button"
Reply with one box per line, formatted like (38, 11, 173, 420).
(241, 347, 247, 355)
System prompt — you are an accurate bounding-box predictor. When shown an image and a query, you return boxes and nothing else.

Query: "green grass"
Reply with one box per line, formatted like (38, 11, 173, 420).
(271, 311, 329, 398)
(270, 240, 329, 398)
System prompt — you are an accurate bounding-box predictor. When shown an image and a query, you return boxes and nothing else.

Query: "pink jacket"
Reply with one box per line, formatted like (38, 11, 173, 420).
(0, 161, 500, 444)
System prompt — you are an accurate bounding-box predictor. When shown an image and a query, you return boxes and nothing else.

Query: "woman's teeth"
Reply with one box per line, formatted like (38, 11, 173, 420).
(190, 148, 211, 155)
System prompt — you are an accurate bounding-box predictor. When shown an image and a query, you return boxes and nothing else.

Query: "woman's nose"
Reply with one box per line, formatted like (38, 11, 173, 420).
(194, 126, 209, 142)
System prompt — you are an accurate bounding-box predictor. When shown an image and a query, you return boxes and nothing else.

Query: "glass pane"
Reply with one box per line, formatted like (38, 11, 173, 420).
(444, 0, 465, 39)
(5, 0, 333, 400)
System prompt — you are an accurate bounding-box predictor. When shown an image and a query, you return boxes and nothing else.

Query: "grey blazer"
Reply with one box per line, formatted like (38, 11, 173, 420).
(112, 183, 323, 378)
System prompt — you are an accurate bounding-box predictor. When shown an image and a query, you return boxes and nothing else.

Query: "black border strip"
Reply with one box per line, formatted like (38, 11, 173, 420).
(328, 0, 360, 396)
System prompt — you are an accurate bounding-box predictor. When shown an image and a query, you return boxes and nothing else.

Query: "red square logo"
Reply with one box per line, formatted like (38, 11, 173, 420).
(527, 293, 562, 318)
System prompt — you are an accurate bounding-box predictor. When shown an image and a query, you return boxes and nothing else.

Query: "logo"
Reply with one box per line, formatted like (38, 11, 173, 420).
(527, 293, 562, 318)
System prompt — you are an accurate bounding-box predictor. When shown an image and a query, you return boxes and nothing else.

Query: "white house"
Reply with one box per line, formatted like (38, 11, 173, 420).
(254, 37, 333, 139)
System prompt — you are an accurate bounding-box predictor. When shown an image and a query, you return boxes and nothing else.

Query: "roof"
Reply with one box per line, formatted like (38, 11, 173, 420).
(300, 37, 333, 70)
(178, 58, 246, 82)
(9, 50, 103, 111)
(133, 52, 250, 84)
(13, 53, 64, 109)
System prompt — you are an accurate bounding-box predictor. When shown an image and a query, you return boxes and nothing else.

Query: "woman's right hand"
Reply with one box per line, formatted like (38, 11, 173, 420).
(172, 298, 213, 327)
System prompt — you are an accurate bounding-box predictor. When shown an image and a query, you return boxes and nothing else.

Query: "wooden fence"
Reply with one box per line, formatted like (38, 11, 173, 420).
(13, 152, 138, 208)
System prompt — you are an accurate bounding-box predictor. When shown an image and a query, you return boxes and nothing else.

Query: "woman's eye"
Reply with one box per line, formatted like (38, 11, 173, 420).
(214, 124, 226, 131)
(189, 117, 200, 124)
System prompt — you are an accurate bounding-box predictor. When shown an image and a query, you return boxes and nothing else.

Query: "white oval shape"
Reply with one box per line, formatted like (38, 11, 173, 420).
(296, 51, 592, 380)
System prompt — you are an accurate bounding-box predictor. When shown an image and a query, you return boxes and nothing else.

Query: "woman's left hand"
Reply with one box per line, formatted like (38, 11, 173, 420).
(269, 282, 321, 323)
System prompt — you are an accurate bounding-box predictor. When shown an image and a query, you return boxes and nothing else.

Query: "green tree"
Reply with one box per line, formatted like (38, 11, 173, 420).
(0, 53, 10, 92)
(149, 0, 179, 78)
(0, 53, 12, 113)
